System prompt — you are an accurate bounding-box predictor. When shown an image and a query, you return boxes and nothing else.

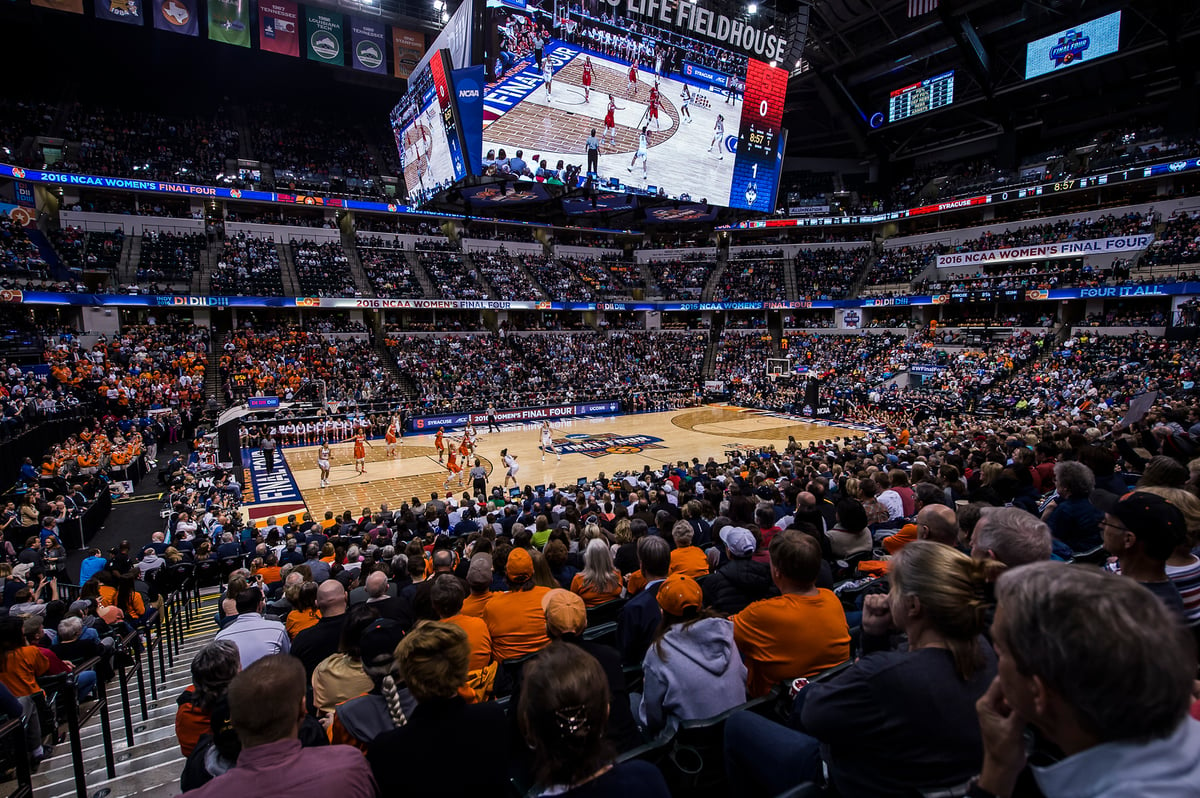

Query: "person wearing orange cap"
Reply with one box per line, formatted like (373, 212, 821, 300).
(732, 530, 851, 697)
(482, 548, 551, 663)
(637, 574, 747, 735)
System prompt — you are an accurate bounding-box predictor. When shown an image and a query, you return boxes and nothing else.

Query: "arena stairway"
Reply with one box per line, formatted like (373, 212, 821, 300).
(26, 591, 222, 798)
(341, 228, 373, 296)
(122, 236, 141, 284)
(402, 249, 439, 298)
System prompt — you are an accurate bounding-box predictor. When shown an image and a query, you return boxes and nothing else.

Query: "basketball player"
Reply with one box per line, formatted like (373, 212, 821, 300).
(627, 62, 638, 96)
(435, 426, 446, 463)
(646, 88, 661, 131)
(543, 57, 554, 98)
(679, 84, 693, 123)
(353, 429, 372, 475)
(708, 114, 726, 160)
(628, 126, 651, 179)
(502, 448, 519, 488)
(603, 95, 618, 147)
(486, 404, 499, 433)
(444, 445, 463, 489)
(385, 423, 398, 458)
(317, 439, 332, 488)
(581, 55, 593, 102)
(457, 435, 471, 464)
(464, 421, 479, 452)
(539, 420, 562, 462)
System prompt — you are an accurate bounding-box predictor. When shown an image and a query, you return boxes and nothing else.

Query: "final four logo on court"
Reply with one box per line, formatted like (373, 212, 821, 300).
(557, 433, 668, 459)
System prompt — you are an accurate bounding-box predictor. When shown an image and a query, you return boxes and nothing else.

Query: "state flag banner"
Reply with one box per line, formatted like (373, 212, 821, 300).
(259, 0, 300, 57)
(209, 0, 250, 47)
(153, 0, 198, 35)
(306, 8, 344, 66)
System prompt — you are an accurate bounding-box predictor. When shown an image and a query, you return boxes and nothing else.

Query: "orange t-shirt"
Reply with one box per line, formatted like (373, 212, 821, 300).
(625, 570, 647, 596)
(882, 523, 919, 555)
(98, 585, 146, 619)
(255, 565, 283, 584)
(461, 591, 493, 619)
(286, 608, 322, 639)
(570, 571, 623, 607)
(669, 546, 711, 579)
(444, 613, 493, 672)
(483, 585, 552, 662)
(0, 647, 49, 697)
(732, 590, 851, 697)
(175, 688, 211, 756)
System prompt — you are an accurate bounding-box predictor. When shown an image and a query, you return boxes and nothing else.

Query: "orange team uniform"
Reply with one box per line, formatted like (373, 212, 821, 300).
(385, 428, 397, 445)
(669, 545, 711, 579)
(435, 431, 445, 452)
(444, 613, 494, 671)
(458, 439, 469, 458)
(354, 436, 366, 460)
(447, 451, 461, 474)
(461, 591, 493, 618)
(732, 590, 851, 697)
(483, 586, 552, 661)
(570, 571, 624, 607)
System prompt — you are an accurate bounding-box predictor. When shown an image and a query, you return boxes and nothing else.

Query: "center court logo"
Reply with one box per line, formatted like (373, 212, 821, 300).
(555, 433, 667, 459)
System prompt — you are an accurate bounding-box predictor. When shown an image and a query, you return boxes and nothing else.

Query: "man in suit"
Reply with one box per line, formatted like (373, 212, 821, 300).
(617, 535, 670, 666)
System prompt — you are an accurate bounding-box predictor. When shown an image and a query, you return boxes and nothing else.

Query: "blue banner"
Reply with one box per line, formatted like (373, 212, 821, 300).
(349, 16, 387, 74)
(94, 0, 143, 24)
(153, 0, 198, 35)
(452, 66, 485, 175)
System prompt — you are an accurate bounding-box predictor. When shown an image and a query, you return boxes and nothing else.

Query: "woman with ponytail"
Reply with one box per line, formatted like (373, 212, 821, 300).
(367, 622, 509, 795)
(519, 642, 670, 798)
(725, 540, 1005, 798)
(325, 618, 414, 752)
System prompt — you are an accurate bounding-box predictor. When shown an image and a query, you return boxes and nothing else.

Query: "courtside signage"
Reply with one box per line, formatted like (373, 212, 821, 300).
(936, 234, 1153, 267)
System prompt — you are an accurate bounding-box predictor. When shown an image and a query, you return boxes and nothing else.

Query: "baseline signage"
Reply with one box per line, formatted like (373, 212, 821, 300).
(909, 364, 945, 375)
(935, 234, 1154, 268)
(409, 401, 621, 432)
(247, 396, 282, 409)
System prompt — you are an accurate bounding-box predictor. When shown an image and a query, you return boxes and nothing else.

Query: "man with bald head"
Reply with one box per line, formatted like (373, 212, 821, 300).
(290, 579, 349, 678)
(916, 504, 961, 548)
(362, 570, 413, 627)
(412, 548, 469, 622)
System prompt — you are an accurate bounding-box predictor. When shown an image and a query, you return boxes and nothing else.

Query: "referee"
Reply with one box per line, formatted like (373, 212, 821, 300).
(586, 129, 600, 175)
(470, 458, 488, 499)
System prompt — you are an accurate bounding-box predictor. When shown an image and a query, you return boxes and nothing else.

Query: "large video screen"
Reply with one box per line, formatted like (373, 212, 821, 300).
(391, 50, 469, 206)
(1025, 10, 1121, 80)
(479, 0, 787, 212)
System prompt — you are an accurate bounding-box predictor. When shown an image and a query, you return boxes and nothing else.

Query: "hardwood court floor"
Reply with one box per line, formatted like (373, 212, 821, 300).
(278, 406, 865, 518)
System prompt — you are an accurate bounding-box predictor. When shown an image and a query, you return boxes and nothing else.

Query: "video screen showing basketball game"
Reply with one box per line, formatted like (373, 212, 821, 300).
(480, 0, 788, 212)
(391, 50, 469, 206)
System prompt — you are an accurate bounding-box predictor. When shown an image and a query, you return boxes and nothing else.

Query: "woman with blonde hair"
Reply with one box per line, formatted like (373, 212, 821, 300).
(367, 622, 508, 795)
(571, 538, 623, 607)
(725, 540, 1004, 797)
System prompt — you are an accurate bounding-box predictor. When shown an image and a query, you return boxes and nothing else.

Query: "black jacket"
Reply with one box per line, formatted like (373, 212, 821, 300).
(702, 558, 779, 615)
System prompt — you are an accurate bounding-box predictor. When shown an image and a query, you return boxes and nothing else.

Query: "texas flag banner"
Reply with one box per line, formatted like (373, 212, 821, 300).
(259, 0, 299, 57)
(153, 0, 198, 35)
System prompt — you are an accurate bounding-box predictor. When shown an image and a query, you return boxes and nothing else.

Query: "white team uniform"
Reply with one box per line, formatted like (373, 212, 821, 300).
(505, 454, 519, 476)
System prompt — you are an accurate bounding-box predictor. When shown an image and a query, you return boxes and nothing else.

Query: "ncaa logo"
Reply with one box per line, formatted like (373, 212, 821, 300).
(11, 167, 25, 179)
(229, 189, 242, 198)
(456, 77, 480, 101)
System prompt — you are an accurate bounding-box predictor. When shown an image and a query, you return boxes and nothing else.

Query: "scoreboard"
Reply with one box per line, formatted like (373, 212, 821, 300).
(888, 71, 955, 123)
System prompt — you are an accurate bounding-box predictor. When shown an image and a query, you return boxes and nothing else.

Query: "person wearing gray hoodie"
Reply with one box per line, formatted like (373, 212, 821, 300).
(638, 574, 748, 736)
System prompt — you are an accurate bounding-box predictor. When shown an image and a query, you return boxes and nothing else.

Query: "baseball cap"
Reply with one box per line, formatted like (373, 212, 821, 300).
(69, 599, 92, 614)
(466, 553, 493, 588)
(1110, 491, 1187, 559)
(541, 588, 587, 636)
(656, 574, 703, 617)
(359, 619, 406, 664)
(720, 526, 757, 557)
(506, 547, 534, 582)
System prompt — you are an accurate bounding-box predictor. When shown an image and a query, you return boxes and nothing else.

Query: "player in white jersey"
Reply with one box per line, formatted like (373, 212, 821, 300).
(628, 127, 650, 179)
(543, 57, 554, 98)
(708, 114, 726, 160)
(502, 448, 520, 488)
(679, 84, 693, 123)
(317, 440, 332, 487)
(464, 421, 479, 452)
(540, 420, 562, 462)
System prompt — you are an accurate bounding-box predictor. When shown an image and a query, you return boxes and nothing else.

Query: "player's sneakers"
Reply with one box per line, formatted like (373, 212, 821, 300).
(628, 167, 633, 172)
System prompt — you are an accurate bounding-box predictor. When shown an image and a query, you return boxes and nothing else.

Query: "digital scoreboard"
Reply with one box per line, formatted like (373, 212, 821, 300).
(888, 71, 955, 124)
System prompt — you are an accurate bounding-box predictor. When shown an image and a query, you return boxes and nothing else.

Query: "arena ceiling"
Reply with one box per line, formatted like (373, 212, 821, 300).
(771, 0, 1200, 159)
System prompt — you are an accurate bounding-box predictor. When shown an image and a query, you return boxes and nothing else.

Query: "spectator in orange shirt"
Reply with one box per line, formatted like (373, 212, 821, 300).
(433, 577, 493, 673)
(461, 554, 494, 618)
(883, 491, 958, 554)
(570, 539, 623, 607)
(669, 521, 711, 579)
(0, 616, 51, 761)
(175, 640, 240, 756)
(483, 548, 551, 662)
(732, 530, 850, 697)
(285, 582, 322, 639)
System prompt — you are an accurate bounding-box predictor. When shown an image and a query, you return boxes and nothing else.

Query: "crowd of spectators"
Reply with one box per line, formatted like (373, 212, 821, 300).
(870, 244, 942, 286)
(0, 217, 49, 279)
(221, 328, 393, 403)
(388, 331, 706, 412)
(291, 241, 355, 298)
(252, 105, 385, 199)
(1143, 211, 1200, 268)
(211, 234, 284, 297)
(357, 243, 424, 298)
(471, 249, 543, 301)
(794, 246, 872, 300)
(647, 258, 714, 299)
(713, 330, 775, 384)
(947, 212, 1152, 254)
(714, 258, 787, 302)
(137, 231, 205, 284)
(417, 250, 488, 301)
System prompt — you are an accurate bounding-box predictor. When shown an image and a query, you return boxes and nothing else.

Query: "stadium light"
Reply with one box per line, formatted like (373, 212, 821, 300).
(747, 3, 756, 13)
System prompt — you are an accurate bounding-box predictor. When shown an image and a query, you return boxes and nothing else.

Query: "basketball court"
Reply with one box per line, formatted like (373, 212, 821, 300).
(245, 406, 869, 520)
